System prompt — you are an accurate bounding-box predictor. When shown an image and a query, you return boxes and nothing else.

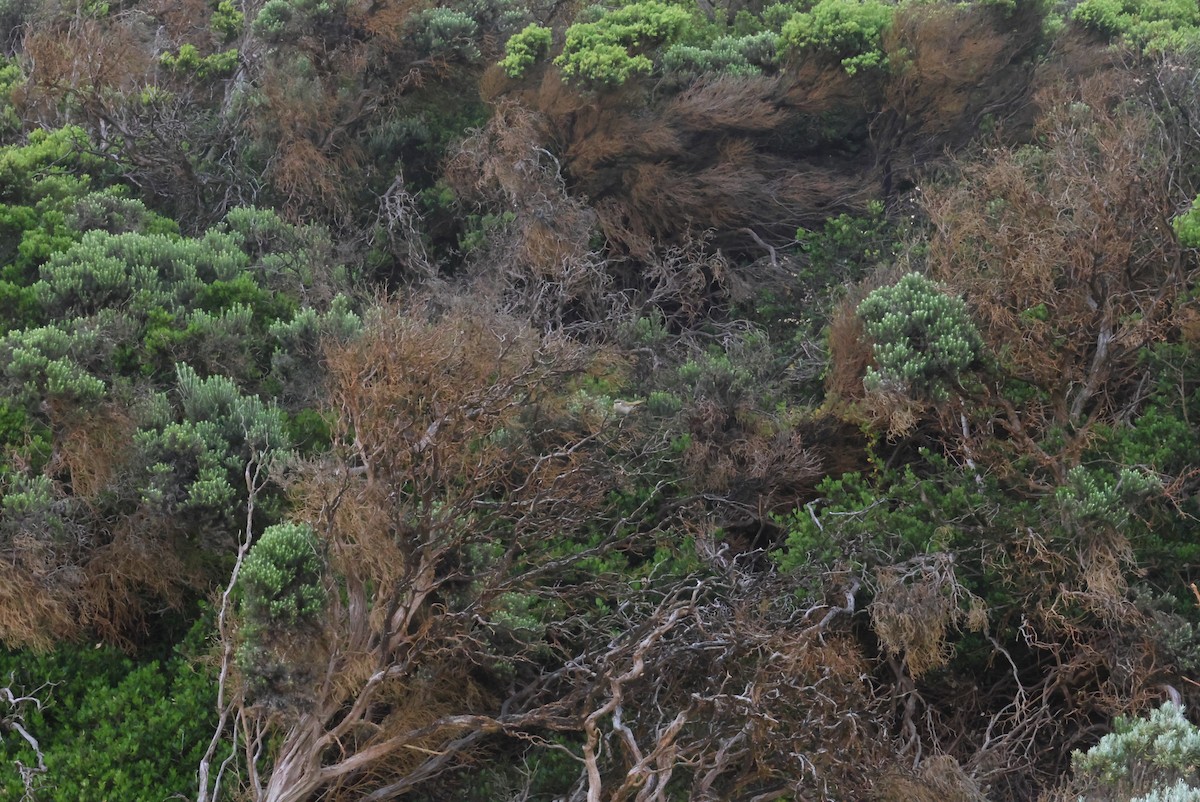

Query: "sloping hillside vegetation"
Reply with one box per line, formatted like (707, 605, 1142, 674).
(3, 0, 1200, 800)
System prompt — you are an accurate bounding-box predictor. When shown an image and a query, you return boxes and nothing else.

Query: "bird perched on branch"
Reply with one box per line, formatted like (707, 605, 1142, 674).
(612, 399, 644, 416)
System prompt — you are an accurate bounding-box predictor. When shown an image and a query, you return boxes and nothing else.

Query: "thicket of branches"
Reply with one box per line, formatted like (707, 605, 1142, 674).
(2, 0, 1200, 800)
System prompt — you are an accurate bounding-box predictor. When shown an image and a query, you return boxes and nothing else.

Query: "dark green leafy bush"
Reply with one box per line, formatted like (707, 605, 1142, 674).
(0, 642, 218, 802)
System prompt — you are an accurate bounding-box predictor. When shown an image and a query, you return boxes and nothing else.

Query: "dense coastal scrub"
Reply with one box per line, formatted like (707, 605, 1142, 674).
(3, 0, 1200, 800)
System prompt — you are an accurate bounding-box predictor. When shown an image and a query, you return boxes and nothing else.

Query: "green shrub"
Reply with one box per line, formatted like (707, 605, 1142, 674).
(239, 522, 325, 628)
(500, 23, 552, 77)
(556, 1, 692, 84)
(1072, 0, 1200, 52)
(252, 0, 305, 40)
(0, 642, 218, 802)
(780, 0, 895, 74)
(267, 295, 361, 407)
(1, 322, 107, 405)
(1055, 464, 1162, 532)
(857, 272, 982, 400)
(160, 44, 240, 79)
(410, 7, 482, 62)
(1071, 703, 1200, 801)
(661, 31, 779, 76)
(1173, 195, 1200, 247)
(212, 0, 245, 41)
(35, 230, 247, 318)
(134, 365, 288, 523)
(773, 461, 982, 573)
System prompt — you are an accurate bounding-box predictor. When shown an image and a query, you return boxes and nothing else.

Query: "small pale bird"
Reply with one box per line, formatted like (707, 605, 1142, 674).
(612, 399, 644, 416)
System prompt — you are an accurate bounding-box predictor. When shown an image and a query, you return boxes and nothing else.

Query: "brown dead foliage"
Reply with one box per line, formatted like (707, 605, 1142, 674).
(0, 554, 78, 652)
(19, 7, 239, 223)
(0, 495, 195, 650)
(551, 569, 895, 801)
(231, 298, 635, 800)
(874, 1, 1045, 191)
(880, 513, 1170, 798)
(452, 5, 1044, 325)
(143, 0, 212, 41)
(874, 755, 988, 802)
(448, 69, 877, 328)
(445, 99, 600, 299)
(22, 14, 153, 122)
(79, 517, 190, 645)
(525, 70, 870, 258)
(19, 0, 434, 225)
(925, 68, 1189, 482)
(242, 0, 430, 223)
(0, 401, 219, 649)
(463, 1, 1044, 263)
(678, 405, 824, 521)
(50, 404, 134, 499)
(870, 553, 987, 678)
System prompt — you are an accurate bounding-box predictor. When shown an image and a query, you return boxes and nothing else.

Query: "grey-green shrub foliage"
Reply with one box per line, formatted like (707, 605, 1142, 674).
(239, 522, 325, 628)
(236, 521, 326, 706)
(1, 321, 107, 405)
(35, 229, 246, 318)
(857, 271, 983, 400)
(135, 364, 288, 522)
(219, 206, 352, 302)
(1, 206, 355, 419)
(268, 295, 362, 406)
(661, 31, 779, 77)
(1056, 465, 1163, 532)
(1071, 703, 1200, 801)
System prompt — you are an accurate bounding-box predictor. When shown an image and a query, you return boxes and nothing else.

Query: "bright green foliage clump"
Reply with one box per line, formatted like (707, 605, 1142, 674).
(1172, 195, 1200, 247)
(1072, 703, 1200, 801)
(1, 322, 107, 405)
(502, 2, 799, 82)
(1072, 0, 1200, 52)
(252, 0, 337, 41)
(857, 272, 982, 400)
(0, 127, 105, 199)
(0, 127, 137, 299)
(159, 44, 240, 79)
(1056, 464, 1162, 531)
(780, 0, 895, 74)
(501, 23, 553, 76)
(0, 643, 217, 802)
(773, 460, 984, 573)
(1, 474, 61, 536)
(556, 1, 692, 84)
(0, 57, 24, 141)
(239, 522, 325, 627)
(267, 295, 362, 405)
(236, 522, 326, 706)
(212, 0, 245, 41)
(35, 230, 246, 318)
(0, 206, 346, 399)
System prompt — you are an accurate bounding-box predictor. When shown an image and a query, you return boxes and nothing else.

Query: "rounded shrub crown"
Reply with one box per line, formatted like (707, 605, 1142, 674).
(857, 272, 982, 400)
(239, 522, 325, 628)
